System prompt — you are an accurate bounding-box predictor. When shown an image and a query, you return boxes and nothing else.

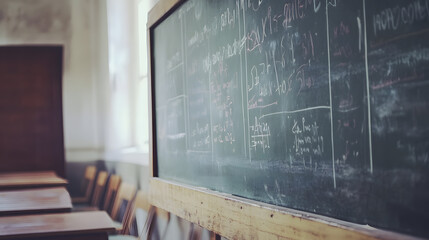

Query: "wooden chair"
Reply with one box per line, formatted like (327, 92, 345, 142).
(103, 174, 122, 215)
(209, 232, 221, 240)
(109, 190, 157, 240)
(111, 182, 137, 233)
(72, 166, 97, 204)
(73, 171, 109, 211)
(189, 224, 204, 240)
(127, 191, 156, 236)
(91, 171, 108, 208)
(153, 208, 171, 239)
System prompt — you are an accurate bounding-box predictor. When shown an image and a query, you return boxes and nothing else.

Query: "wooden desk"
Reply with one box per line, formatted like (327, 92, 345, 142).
(0, 211, 115, 240)
(0, 187, 72, 216)
(0, 171, 68, 190)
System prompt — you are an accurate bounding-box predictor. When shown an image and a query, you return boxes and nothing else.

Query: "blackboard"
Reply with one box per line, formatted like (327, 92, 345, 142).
(151, 0, 429, 237)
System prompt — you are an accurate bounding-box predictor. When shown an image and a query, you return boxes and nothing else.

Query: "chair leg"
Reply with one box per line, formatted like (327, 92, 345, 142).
(142, 206, 156, 240)
(187, 224, 195, 240)
(159, 211, 170, 240)
(119, 203, 135, 235)
(210, 232, 221, 240)
(189, 224, 203, 240)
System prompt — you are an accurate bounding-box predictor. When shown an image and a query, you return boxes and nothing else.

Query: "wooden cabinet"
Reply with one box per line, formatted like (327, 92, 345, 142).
(0, 46, 65, 177)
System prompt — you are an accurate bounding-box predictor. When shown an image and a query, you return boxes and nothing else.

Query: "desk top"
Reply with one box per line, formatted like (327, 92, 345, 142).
(0, 187, 72, 216)
(0, 171, 68, 190)
(0, 211, 115, 239)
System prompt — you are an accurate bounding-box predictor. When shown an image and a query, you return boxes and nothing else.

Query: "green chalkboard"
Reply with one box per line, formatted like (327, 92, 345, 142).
(151, 0, 429, 237)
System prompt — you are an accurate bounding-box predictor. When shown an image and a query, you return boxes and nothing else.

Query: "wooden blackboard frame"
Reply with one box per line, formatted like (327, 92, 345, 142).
(147, 0, 423, 239)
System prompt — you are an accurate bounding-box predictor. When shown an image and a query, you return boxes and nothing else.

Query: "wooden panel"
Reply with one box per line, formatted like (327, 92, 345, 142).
(0, 211, 115, 239)
(0, 46, 65, 177)
(150, 178, 423, 240)
(0, 187, 72, 216)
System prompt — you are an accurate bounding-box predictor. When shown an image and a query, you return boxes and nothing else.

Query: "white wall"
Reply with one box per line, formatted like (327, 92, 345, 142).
(66, 0, 107, 158)
(0, 0, 108, 161)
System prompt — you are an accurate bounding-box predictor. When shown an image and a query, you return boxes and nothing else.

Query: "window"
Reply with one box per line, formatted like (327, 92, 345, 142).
(136, 0, 150, 153)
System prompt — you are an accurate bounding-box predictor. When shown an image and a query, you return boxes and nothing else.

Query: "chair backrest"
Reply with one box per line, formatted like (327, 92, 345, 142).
(81, 166, 97, 201)
(154, 207, 171, 239)
(141, 207, 170, 240)
(103, 174, 121, 214)
(134, 191, 151, 212)
(90, 171, 108, 207)
(124, 190, 156, 238)
(111, 182, 137, 224)
(189, 224, 203, 240)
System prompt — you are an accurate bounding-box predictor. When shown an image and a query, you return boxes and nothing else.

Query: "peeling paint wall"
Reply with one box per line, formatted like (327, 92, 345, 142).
(0, 0, 71, 42)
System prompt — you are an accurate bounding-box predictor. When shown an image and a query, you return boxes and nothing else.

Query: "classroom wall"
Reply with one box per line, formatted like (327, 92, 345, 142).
(0, 0, 106, 159)
(0, 0, 216, 239)
(0, 0, 146, 162)
(0, 0, 153, 190)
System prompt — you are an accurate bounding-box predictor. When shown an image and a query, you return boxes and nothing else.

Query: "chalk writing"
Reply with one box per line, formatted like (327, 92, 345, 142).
(291, 117, 324, 158)
(372, 0, 429, 36)
(153, 0, 429, 235)
(250, 117, 271, 152)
